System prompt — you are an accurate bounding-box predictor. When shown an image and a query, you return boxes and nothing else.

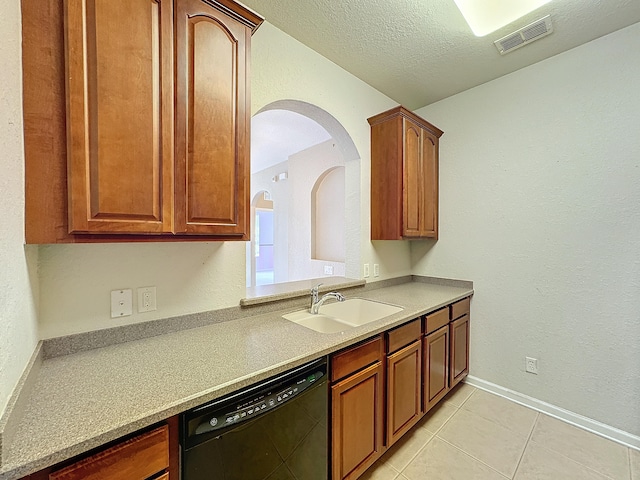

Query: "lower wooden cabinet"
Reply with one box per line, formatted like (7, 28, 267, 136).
(49, 426, 169, 480)
(20, 417, 179, 480)
(330, 296, 471, 480)
(386, 340, 422, 446)
(331, 361, 385, 480)
(450, 313, 470, 388)
(423, 325, 450, 412)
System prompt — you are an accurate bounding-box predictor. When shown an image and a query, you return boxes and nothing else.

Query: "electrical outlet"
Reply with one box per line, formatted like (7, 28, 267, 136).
(111, 289, 132, 318)
(525, 357, 538, 374)
(324, 265, 334, 275)
(363, 263, 370, 278)
(137, 286, 157, 313)
(373, 264, 380, 277)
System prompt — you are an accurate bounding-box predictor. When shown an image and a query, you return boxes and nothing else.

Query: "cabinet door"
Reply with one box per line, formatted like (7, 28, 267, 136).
(65, 0, 174, 234)
(386, 340, 422, 447)
(420, 129, 438, 238)
(332, 362, 384, 480)
(450, 314, 470, 388)
(424, 325, 449, 413)
(174, 0, 250, 236)
(402, 119, 422, 237)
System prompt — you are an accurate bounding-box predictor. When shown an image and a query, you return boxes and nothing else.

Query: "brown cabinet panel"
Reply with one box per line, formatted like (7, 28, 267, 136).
(331, 336, 384, 382)
(64, 0, 174, 234)
(386, 340, 421, 447)
(174, 0, 249, 236)
(403, 122, 421, 237)
(451, 297, 471, 320)
(450, 314, 470, 388)
(332, 362, 385, 480)
(424, 307, 449, 335)
(424, 325, 450, 412)
(387, 318, 421, 354)
(421, 130, 438, 237)
(49, 425, 168, 480)
(369, 116, 403, 240)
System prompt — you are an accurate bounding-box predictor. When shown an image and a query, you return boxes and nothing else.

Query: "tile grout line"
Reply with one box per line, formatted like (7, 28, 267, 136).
(434, 388, 534, 479)
(511, 411, 540, 479)
(386, 386, 474, 479)
(462, 387, 632, 479)
(434, 435, 510, 479)
(385, 426, 438, 477)
(525, 435, 621, 480)
(423, 402, 462, 436)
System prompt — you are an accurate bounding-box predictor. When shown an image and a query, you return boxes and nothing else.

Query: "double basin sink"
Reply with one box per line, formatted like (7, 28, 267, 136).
(283, 298, 403, 333)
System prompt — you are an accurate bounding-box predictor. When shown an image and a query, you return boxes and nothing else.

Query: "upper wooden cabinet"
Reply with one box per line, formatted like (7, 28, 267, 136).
(368, 106, 443, 240)
(22, 0, 262, 243)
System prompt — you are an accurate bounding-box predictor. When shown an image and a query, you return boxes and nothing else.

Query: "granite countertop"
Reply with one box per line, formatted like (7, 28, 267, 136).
(0, 278, 472, 480)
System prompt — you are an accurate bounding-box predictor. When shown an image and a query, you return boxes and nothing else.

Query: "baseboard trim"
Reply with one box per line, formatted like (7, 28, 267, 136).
(464, 375, 640, 451)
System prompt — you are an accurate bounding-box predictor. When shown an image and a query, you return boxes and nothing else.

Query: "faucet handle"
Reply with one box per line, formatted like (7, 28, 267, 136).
(310, 283, 323, 294)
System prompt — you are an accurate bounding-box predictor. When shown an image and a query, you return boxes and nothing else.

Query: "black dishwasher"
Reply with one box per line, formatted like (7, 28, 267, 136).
(181, 358, 328, 480)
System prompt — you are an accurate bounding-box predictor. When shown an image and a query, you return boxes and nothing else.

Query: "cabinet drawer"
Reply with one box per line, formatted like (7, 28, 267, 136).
(387, 318, 421, 353)
(424, 307, 449, 334)
(451, 297, 470, 320)
(49, 425, 169, 480)
(331, 336, 384, 382)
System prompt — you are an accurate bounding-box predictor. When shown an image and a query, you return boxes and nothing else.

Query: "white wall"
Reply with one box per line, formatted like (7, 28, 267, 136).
(314, 166, 346, 263)
(288, 140, 345, 280)
(249, 160, 290, 285)
(249, 142, 348, 286)
(0, 0, 39, 416)
(37, 21, 406, 338)
(251, 23, 411, 282)
(413, 23, 640, 437)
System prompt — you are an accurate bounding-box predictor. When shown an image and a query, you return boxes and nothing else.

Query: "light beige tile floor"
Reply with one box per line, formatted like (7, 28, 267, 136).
(359, 383, 639, 480)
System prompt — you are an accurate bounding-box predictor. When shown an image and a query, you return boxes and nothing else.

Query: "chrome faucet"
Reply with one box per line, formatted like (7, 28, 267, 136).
(310, 284, 345, 314)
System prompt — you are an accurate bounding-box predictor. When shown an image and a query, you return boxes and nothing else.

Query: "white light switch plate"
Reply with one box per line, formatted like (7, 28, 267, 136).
(111, 289, 133, 318)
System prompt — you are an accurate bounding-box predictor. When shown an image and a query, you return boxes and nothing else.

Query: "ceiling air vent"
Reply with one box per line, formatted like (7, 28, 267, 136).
(494, 15, 553, 55)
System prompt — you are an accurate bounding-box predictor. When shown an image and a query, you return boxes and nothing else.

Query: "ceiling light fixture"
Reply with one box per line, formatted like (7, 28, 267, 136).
(453, 0, 553, 37)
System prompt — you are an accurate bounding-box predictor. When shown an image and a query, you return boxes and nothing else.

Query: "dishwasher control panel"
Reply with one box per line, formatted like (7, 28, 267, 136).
(192, 366, 325, 435)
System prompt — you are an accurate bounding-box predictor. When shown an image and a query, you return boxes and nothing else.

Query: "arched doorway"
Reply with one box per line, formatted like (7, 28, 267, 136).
(248, 100, 361, 286)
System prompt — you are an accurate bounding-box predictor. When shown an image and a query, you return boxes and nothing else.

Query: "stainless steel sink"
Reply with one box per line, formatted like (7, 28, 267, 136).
(283, 298, 403, 333)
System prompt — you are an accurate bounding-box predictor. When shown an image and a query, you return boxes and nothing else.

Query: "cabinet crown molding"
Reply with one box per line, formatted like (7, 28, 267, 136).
(202, 0, 264, 32)
(367, 106, 444, 138)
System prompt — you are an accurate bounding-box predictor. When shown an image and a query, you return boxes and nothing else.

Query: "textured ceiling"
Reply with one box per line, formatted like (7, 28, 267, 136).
(241, 0, 640, 109)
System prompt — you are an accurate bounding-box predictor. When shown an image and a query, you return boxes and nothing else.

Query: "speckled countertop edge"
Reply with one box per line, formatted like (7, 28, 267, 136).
(0, 277, 473, 480)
